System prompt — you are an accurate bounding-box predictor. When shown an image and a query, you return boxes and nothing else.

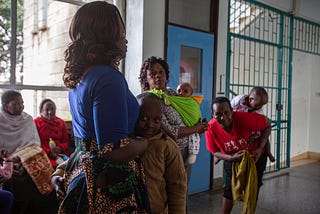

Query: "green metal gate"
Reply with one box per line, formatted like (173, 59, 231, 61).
(227, 0, 320, 173)
(227, 0, 292, 172)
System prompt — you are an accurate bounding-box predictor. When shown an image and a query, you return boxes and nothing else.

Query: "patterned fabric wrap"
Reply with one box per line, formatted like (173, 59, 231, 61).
(13, 144, 54, 195)
(59, 138, 150, 214)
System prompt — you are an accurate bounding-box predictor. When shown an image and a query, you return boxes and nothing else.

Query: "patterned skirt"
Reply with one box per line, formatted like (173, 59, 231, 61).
(58, 138, 150, 214)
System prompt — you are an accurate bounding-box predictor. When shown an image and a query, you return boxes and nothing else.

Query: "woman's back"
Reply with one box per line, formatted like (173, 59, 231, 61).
(68, 65, 139, 144)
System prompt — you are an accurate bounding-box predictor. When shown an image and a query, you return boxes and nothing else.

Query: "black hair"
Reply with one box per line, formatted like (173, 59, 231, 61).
(63, 1, 125, 88)
(1, 90, 22, 106)
(39, 98, 56, 113)
(211, 96, 232, 113)
(249, 86, 268, 103)
(138, 56, 170, 91)
(136, 92, 161, 105)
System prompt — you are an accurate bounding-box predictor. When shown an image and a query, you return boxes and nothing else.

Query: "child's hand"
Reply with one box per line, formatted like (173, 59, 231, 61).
(51, 175, 66, 201)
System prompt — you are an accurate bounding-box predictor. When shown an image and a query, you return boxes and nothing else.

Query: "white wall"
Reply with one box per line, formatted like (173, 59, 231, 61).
(125, 0, 144, 95)
(142, 0, 165, 60)
(291, 51, 312, 156)
(306, 54, 320, 152)
(213, 0, 229, 179)
(292, 51, 320, 155)
(126, 0, 165, 96)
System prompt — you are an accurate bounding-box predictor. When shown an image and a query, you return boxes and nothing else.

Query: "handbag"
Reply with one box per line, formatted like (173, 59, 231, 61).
(0, 157, 13, 180)
(13, 144, 54, 194)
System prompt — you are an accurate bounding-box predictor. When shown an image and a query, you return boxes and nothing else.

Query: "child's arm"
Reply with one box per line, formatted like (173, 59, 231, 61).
(251, 117, 271, 162)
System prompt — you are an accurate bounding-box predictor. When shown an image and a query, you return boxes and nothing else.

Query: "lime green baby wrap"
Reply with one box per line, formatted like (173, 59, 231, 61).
(148, 89, 202, 126)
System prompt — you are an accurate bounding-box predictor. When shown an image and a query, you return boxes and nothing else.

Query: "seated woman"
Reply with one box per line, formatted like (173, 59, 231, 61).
(34, 99, 69, 168)
(0, 90, 59, 214)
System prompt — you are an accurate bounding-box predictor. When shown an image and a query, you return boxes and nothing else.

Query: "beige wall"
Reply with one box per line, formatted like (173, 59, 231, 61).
(292, 51, 320, 155)
(23, 1, 78, 119)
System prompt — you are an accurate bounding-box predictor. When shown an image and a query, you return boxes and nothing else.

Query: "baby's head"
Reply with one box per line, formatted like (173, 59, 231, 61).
(177, 82, 193, 97)
(135, 92, 162, 138)
(248, 87, 268, 110)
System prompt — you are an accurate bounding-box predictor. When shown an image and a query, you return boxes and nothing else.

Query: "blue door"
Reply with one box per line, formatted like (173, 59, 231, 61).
(167, 25, 214, 194)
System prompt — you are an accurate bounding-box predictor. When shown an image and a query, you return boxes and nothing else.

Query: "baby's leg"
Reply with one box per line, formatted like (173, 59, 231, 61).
(187, 134, 201, 164)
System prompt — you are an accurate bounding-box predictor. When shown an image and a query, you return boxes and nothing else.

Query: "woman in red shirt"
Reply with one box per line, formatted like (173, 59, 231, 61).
(34, 99, 69, 168)
(205, 96, 271, 214)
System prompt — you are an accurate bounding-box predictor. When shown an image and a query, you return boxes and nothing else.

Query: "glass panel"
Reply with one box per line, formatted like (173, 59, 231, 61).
(169, 0, 211, 31)
(179, 46, 202, 93)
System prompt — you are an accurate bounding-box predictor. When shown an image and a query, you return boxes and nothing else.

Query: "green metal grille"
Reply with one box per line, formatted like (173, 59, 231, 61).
(293, 17, 320, 55)
(227, 0, 292, 172)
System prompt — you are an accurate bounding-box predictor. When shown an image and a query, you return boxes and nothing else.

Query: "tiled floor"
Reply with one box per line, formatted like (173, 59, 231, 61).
(187, 160, 320, 214)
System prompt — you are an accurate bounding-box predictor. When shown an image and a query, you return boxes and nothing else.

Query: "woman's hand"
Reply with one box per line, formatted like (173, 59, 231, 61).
(213, 150, 244, 162)
(177, 120, 209, 138)
(50, 145, 62, 156)
(0, 150, 8, 166)
(51, 175, 66, 201)
(230, 150, 244, 161)
(195, 120, 209, 134)
(11, 156, 25, 176)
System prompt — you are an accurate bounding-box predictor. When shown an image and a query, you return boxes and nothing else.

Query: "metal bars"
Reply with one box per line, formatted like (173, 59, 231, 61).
(227, 0, 292, 173)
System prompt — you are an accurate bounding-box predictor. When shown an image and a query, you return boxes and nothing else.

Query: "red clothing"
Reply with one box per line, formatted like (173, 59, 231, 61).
(34, 116, 69, 167)
(205, 112, 268, 154)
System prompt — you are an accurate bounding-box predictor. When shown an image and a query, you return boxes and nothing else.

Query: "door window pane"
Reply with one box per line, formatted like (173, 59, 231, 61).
(180, 46, 202, 93)
(169, 0, 211, 31)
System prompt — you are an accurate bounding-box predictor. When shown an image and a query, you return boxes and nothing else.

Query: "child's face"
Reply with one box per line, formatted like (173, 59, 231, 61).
(135, 98, 162, 138)
(177, 83, 192, 97)
(249, 94, 265, 110)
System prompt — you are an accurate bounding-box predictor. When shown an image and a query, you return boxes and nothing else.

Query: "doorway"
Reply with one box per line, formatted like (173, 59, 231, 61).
(167, 25, 214, 194)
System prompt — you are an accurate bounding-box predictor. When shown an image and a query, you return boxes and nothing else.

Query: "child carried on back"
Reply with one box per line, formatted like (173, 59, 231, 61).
(231, 86, 275, 162)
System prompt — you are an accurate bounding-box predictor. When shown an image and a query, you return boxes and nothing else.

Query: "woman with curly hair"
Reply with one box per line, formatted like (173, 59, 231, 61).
(138, 56, 209, 186)
(54, 1, 150, 213)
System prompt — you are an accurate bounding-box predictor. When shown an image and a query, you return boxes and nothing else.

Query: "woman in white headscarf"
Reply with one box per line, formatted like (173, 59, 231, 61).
(0, 90, 59, 214)
(0, 90, 40, 155)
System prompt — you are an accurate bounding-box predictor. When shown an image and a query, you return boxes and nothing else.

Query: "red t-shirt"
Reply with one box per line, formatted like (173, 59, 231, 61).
(205, 112, 268, 154)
